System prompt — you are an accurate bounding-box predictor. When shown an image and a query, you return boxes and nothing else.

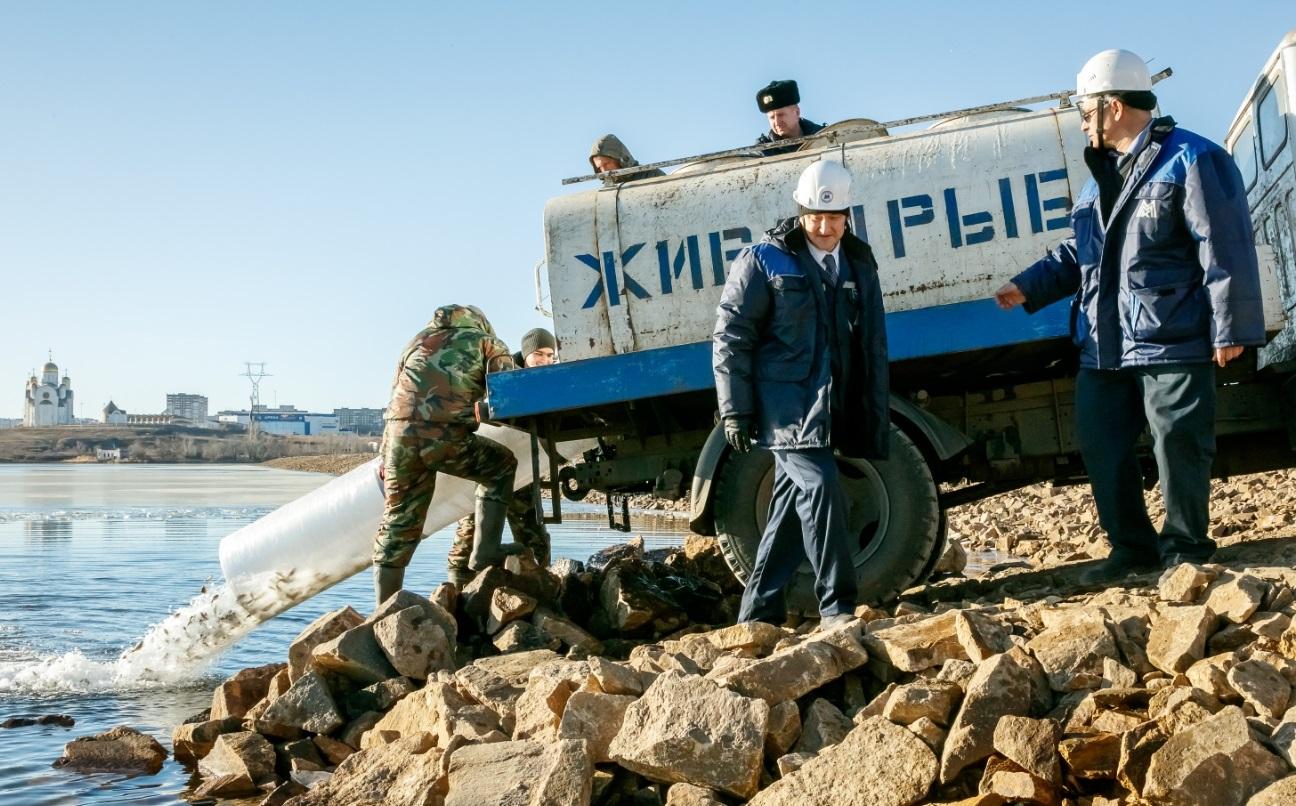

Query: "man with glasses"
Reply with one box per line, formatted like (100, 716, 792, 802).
(994, 49, 1265, 583)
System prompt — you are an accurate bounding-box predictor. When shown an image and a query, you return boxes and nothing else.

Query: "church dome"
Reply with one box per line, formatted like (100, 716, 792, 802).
(44, 361, 58, 372)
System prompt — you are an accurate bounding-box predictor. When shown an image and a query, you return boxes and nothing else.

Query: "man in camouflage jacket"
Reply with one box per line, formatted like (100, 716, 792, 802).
(372, 304, 520, 606)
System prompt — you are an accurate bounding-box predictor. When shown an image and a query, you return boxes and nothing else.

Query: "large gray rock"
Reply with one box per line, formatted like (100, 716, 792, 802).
(1026, 620, 1120, 692)
(1143, 706, 1288, 804)
(261, 670, 345, 735)
(281, 733, 445, 806)
(445, 739, 591, 806)
(533, 609, 603, 655)
(1203, 573, 1269, 624)
(749, 716, 938, 806)
(210, 663, 285, 719)
(992, 715, 1060, 784)
(288, 607, 364, 683)
(1158, 563, 1216, 604)
(792, 698, 853, 754)
(882, 680, 963, 727)
(939, 650, 1033, 783)
(1146, 605, 1218, 674)
(609, 670, 769, 799)
(1272, 706, 1296, 767)
(863, 612, 966, 673)
(558, 691, 638, 762)
(1227, 658, 1291, 720)
(311, 622, 399, 686)
(198, 731, 276, 786)
(1250, 775, 1296, 806)
(372, 603, 457, 680)
(709, 623, 869, 705)
(54, 726, 167, 775)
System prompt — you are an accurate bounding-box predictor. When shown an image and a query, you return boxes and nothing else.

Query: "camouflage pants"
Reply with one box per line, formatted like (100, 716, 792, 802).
(373, 420, 517, 568)
(447, 487, 551, 570)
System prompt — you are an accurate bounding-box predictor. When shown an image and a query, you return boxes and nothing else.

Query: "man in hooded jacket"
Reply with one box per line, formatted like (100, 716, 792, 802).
(714, 159, 889, 627)
(589, 134, 665, 185)
(372, 305, 523, 607)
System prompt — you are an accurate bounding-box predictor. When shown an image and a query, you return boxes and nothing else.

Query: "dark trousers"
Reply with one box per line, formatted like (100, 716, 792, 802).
(1075, 364, 1217, 563)
(738, 448, 857, 623)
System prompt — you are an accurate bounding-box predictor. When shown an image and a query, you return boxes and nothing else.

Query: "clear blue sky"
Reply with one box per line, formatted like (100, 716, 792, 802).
(2, 1, 1292, 419)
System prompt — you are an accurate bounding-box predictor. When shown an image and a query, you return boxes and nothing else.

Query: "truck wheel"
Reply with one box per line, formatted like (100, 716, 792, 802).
(713, 425, 941, 609)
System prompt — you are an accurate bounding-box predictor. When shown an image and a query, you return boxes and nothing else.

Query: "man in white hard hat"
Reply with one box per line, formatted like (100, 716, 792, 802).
(994, 49, 1264, 583)
(713, 159, 890, 627)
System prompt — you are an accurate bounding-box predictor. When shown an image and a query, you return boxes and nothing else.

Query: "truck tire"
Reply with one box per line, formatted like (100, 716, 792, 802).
(713, 425, 941, 610)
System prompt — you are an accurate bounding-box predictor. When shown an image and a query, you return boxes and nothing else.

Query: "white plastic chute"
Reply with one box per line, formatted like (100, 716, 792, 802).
(219, 423, 586, 623)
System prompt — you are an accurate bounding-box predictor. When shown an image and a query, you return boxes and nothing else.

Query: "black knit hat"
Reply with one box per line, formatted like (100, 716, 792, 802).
(757, 80, 800, 112)
(520, 328, 556, 358)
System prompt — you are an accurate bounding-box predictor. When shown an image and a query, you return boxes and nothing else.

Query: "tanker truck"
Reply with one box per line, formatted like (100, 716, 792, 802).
(483, 43, 1296, 611)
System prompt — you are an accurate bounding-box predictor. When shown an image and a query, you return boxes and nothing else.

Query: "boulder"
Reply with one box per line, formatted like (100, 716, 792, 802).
(1203, 573, 1269, 624)
(486, 586, 538, 634)
(281, 733, 445, 806)
(863, 612, 966, 673)
(454, 649, 560, 734)
(311, 622, 399, 686)
(1026, 620, 1120, 692)
(1158, 563, 1216, 603)
(1143, 706, 1288, 804)
(709, 623, 869, 705)
(211, 663, 286, 720)
(792, 698, 853, 754)
(906, 716, 947, 753)
(372, 603, 457, 680)
(1226, 658, 1291, 720)
(600, 562, 684, 632)
(939, 650, 1033, 783)
(512, 662, 585, 742)
(444, 739, 591, 806)
(1101, 657, 1138, 690)
(954, 611, 1012, 663)
(1146, 605, 1218, 674)
(609, 670, 769, 799)
(665, 782, 726, 805)
(261, 670, 345, 735)
(703, 621, 788, 656)
(748, 716, 938, 806)
(288, 607, 364, 683)
(557, 691, 638, 762)
(992, 716, 1060, 784)
(365, 680, 490, 749)
(1058, 732, 1120, 780)
(534, 609, 604, 655)
(171, 716, 243, 764)
(343, 677, 416, 716)
(934, 538, 969, 576)
(883, 680, 963, 727)
(198, 731, 276, 785)
(765, 700, 802, 758)
(587, 655, 643, 695)
(53, 725, 167, 775)
(1272, 706, 1296, 767)
(1250, 775, 1296, 806)
(492, 621, 562, 653)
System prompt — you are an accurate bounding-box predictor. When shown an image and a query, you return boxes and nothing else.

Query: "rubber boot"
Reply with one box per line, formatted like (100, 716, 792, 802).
(447, 565, 475, 587)
(467, 497, 524, 571)
(373, 565, 405, 609)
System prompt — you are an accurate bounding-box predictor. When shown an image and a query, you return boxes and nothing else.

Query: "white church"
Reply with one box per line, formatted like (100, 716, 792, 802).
(23, 355, 75, 427)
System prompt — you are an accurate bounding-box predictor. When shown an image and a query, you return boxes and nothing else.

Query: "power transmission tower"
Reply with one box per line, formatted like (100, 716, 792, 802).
(240, 362, 271, 438)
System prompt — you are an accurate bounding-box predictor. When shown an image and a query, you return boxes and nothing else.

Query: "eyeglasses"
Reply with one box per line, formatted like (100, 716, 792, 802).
(1080, 101, 1107, 124)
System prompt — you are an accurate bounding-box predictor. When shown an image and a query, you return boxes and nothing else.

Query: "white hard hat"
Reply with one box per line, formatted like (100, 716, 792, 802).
(1075, 49, 1153, 99)
(792, 159, 852, 212)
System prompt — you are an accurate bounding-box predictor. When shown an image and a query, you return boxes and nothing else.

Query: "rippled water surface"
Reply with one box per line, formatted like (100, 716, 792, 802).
(0, 463, 688, 805)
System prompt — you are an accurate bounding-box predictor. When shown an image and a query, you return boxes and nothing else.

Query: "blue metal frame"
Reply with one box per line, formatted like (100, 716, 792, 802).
(486, 297, 1072, 420)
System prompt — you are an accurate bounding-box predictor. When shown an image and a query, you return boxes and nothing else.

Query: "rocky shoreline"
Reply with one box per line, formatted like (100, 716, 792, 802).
(48, 466, 1296, 805)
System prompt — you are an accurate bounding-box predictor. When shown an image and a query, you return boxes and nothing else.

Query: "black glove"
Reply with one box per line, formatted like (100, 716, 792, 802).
(723, 415, 754, 453)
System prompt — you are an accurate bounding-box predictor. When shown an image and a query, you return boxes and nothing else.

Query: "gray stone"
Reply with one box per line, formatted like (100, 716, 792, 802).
(197, 731, 276, 785)
(1227, 658, 1291, 720)
(765, 699, 802, 758)
(557, 691, 637, 762)
(492, 620, 562, 653)
(1203, 573, 1270, 624)
(534, 609, 603, 654)
(1272, 706, 1296, 767)
(792, 698, 853, 754)
(939, 650, 1033, 783)
(445, 739, 591, 806)
(609, 670, 769, 799)
(748, 716, 938, 805)
(343, 677, 415, 715)
(1250, 775, 1296, 806)
(1026, 620, 1120, 692)
(1158, 563, 1216, 603)
(992, 715, 1060, 784)
(372, 603, 457, 680)
(1147, 605, 1218, 674)
(1143, 705, 1288, 804)
(311, 622, 399, 686)
(289, 607, 364, 683)
(54, 725, 167, 775)
(261, 670, 344, 735)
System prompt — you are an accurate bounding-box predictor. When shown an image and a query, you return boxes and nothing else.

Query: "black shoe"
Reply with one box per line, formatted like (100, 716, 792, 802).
(1076, 554, 1160, 586)
(1161, 552, 1214, 570)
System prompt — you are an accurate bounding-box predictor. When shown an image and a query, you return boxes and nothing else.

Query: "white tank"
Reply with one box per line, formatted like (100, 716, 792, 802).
(545, 107, 1088, 361)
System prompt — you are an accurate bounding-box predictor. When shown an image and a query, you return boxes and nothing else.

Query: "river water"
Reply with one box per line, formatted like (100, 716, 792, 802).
(0, 463, 689, 805)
